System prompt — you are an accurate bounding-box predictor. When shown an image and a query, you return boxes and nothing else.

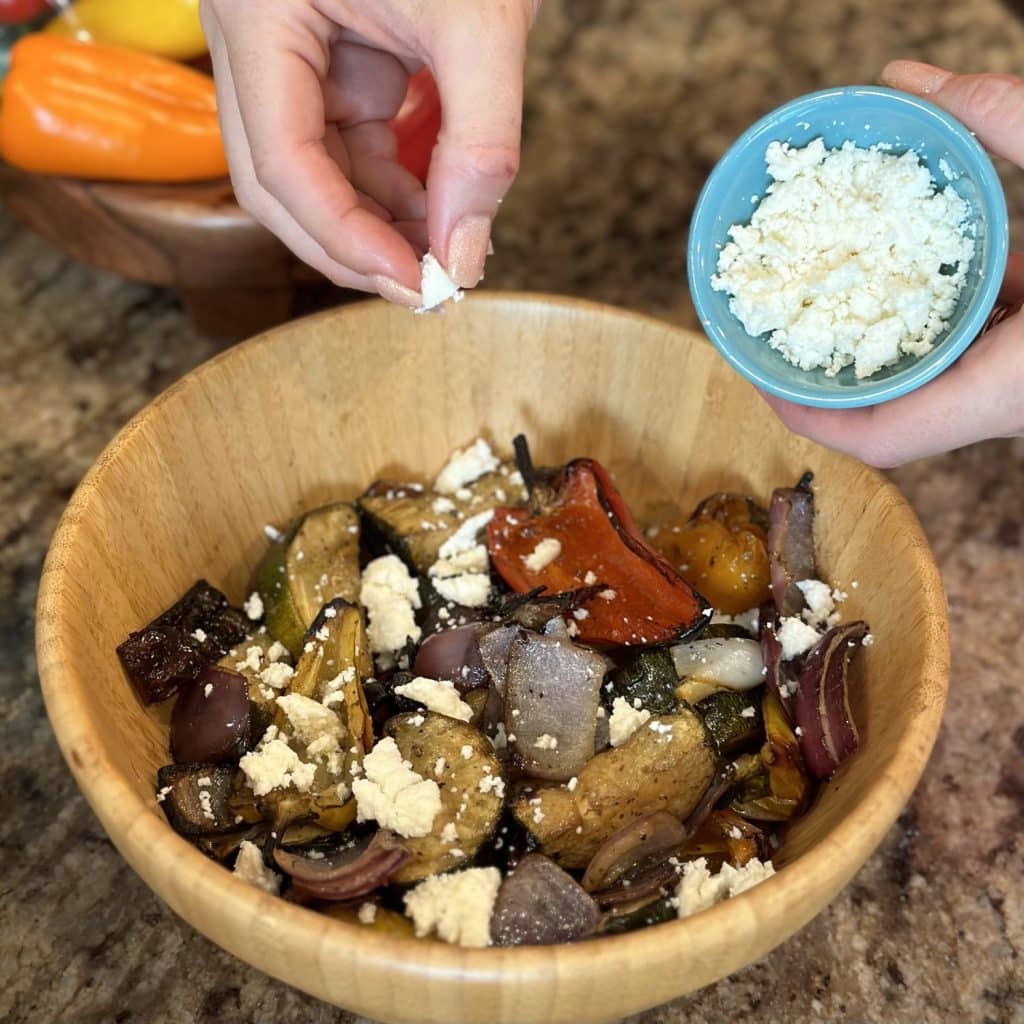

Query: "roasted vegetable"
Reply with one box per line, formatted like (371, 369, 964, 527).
(488, 438, 707, 647)
(767, 473, 817, 616)
(385, 712, 505, 884)
(254, 503, 361, 658)
(491, 854, 600, 946)
(600, 895, 678, 934)
(357, 466, 525, 574)
(117, 580, 249, 704)
(512, 708, 718, 869)
(581, 811, 688, 894)
(681, 809, 766, 867)
(505, 628, 609, 782)
(321, 902, 418, 937)
(649, 493, 771, 615)
(612, 649, 678, 715)
(171, 666, 251, 764)
(792, 621, 869, 779)
(696, 688, 764, 757)
(273, 830, 411, 902)
(217, 631, 286, 739)
(157, 763, 243, 836)
(412, 624, 490, 690)
(495, 585, 603, 632)
(671, 636, 764, 691)
(0, 35, 227, 181)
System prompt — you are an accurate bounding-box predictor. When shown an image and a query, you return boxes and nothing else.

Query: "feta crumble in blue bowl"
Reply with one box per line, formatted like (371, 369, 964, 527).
(687, 86, 1009, 409)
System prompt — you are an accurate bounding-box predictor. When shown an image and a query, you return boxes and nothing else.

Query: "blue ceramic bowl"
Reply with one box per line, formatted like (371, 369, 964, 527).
(687, 86, 1009, 408)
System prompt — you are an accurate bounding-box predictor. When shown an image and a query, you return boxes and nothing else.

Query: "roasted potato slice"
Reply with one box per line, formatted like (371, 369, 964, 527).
(511, 708, 718, 869)
(384, 712, 505, 884)
(320, 902, 418, 937)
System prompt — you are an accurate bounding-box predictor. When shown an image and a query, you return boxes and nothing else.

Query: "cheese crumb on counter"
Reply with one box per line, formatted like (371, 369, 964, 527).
(415, 253, 463, 314)
(403, 867, 502, 947)
(675, 856, 775, 918)
(712, 138, 975, 379)
(352, 736, 442, 838)
(434, 438, 498, 494)
(776, 616, 821, 660)
(360, 555, 422, 668)
(608, 696, 652, 747)
(523, 537, 562, 573)
(394, 676, 474, 722)
(232, 840, 281, 895)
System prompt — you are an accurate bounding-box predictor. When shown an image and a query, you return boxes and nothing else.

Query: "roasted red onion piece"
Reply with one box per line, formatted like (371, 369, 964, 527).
(792, 621, 869, 778)
(767, 474, 817, 616)
(505, 629, 609, 781)
(171, 666, 251, 764)
(491, 853, 600, 946)
(759, 603, 795, 713)
(581, 811, 688, 893)
(273, 830, 411, 902)
(477, 624, 521, 697)
(412, 624, 490, 691)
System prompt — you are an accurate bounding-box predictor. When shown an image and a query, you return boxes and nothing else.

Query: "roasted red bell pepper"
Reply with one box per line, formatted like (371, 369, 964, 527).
(487, 438, 708, 647)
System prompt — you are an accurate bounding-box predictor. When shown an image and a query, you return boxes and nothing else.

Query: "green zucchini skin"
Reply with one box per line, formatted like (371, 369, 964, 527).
(696, 688, 764, 756)
(612, 648, 678, 714)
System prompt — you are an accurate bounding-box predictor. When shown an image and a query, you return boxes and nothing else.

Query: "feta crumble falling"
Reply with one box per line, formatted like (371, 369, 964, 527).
(712, 138, 975, 379)
(415, 252, 463, 313)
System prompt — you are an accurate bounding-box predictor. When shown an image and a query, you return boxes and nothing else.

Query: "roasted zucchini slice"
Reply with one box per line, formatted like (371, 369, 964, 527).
(511, 708, 718, 869)
(612, 649, 679, 715)
(696, 688, 764, 756)
(384, 712, 505, 884)
(357, 464, 526, 574)
(254, 502, 361, 658)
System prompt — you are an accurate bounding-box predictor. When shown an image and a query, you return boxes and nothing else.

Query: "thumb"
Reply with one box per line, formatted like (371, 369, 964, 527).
(881, 60, 1024, 167)
(426, 11, 530, 287)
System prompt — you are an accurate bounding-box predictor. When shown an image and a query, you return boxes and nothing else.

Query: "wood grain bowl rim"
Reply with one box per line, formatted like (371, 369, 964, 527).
(35, 294, 950, 1021)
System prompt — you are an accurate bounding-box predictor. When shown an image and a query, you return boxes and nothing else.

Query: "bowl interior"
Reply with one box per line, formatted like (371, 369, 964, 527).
(37, 295, 949, 1024)
(688, 86, 1009, 408)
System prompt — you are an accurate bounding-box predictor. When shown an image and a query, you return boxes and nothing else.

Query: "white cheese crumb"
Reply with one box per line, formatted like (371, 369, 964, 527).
(567, 776, 578, 792)
(403, 867, 501, 947)
(202, 682, 213, 698)
(432, 496, 457, 515)
(583, 570, 598, 585)
(440, 822, 459, 844)
(432, 572, 491, 608)
(862, 633, 876, 647)
(728, 826, 744, 840)
(357, 902, 378, 925)
(796, 579, 840, 627)
(243, 591, 264, 621)
(352, 737, 442, 838)
(360, 555, 422, 667)
(263, 523, 285, 542)
(572, 608, 589, 621)
(237, 645, 263, 673)
(259, 662, 295, 690)
(191, 628, 207, 643)
(740, 706, 756, 719)
(608, 696, 652, 747)
(438, 509, 494, 559)
(478, 774, 505, 798)
(266, 641, 289, 663)
(675, 857, 775, 918)
(415, 252, 464, 314)
(239, 733, 317, 797)
(533, 733, 559, 750)
(276, 693, 344, 747)
(460, 744, 474, 760)
(599, 589, 617, 601)
(233, 840, 281, 895)
(434, 438, 498, 494)
(394, 676, 473, 722)
(777, 616, 821, 660)
(523, 537, 562, 573)
(712, 138, 975, 379)
(155, 785, 172, 803)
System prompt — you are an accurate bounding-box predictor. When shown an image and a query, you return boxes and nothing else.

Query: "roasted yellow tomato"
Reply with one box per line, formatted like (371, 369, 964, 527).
(649, 493, 770, 615)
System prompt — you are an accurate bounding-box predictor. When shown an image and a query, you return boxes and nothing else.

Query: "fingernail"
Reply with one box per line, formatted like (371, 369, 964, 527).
(880, 60, 951, 96)
(372, 275, 421, 308)
(447, 215, 492, 288)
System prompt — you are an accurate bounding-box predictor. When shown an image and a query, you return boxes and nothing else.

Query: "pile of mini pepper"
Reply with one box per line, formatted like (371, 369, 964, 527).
(0, 0, 440, 184)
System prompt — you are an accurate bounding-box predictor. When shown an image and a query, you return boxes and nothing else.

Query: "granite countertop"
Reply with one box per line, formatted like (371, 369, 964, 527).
(2, 1, 1023, 1022)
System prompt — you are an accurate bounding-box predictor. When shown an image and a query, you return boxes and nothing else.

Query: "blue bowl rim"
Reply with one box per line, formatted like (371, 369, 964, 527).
(687, 85, 1010, 409)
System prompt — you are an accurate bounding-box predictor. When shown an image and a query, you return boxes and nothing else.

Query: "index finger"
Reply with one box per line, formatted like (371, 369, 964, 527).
(224, 19, 421, 289)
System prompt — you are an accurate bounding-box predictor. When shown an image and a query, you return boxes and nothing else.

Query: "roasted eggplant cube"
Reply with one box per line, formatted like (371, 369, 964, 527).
(156, 763, 243, 836)
(117, 580, 249, 703)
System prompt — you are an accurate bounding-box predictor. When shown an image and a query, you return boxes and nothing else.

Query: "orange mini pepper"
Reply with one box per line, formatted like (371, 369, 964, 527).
(0, 34, 228, 182)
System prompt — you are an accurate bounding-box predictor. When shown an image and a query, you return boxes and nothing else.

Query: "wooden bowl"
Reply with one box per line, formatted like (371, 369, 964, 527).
(36, 294, 949, 1024)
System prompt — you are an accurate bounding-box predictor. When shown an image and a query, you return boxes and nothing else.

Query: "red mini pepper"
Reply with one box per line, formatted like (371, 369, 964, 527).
(487, 439, 708, 647)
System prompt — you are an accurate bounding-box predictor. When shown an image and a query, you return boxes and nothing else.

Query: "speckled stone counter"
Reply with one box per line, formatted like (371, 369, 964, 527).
(2, 1, 1023, 1022)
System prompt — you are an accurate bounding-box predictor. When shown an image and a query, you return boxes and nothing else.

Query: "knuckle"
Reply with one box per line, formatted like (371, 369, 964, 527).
(460, 142, 521, 185)
(956, 73, 1024, 122)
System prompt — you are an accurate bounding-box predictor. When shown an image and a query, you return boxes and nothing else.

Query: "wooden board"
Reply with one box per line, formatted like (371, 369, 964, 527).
(0, 163, 321, 337)
(35, 294, 949, 1024)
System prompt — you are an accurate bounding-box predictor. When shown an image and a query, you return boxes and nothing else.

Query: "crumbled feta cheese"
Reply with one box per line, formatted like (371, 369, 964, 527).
(675, 857, 775, 918)
(583, 570, 598, 586)
(728, 826, 744, 840)
(276, 693, 344, 748)
(796, 579, 839, 627)
(191, 628, 207, 643)
(263, 523, 285, 542)
(523, 537, 562, 573)
(243, 591, 264, 621)
(862, 633, 876, 647)
(237, 645, 263, 673)
(777, 616, 821, 660)
(712, 138, 975, 379)
(572, 608, 589, 621)
(239, 733, 317, 797)
(434, 756, 447, 778)
(440, 822, 459, 844)
(403, 867, 501, 947)
(352, 737, 442, 838)
(431, 496, 456, 516)
(460, 745, 474, 760)
(608, 696, 652, 747)
(259, 662, 294, 690)
(394, 676, 473, 722)
(599, 589, 617, 601)
(567, 776, 578, 792)
(478, 774, 505, 798)
(155, 785, 172, 803)
(357, 902, 378, 925)
(438, 509, 494, 559)
(360, 555, 422, 667)
(415, 252, 463, 314)
(203, 682, 213, 698)
(434, 438, 498, 494)
(533, 733, 559, 750)
(266, 641, 289, 663)
(233, 840, 281, 895)
(432, 572, 491, 608)
(740, 706, 756, 719)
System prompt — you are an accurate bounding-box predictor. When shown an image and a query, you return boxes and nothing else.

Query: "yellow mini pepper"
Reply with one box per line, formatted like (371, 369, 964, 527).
(47, 0, 207, 61)
(0, 34, 228, 182)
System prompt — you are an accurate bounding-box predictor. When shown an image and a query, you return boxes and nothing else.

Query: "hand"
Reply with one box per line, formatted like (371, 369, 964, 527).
(762, 60, 1024, 467)
(200, 0, 540, 306)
